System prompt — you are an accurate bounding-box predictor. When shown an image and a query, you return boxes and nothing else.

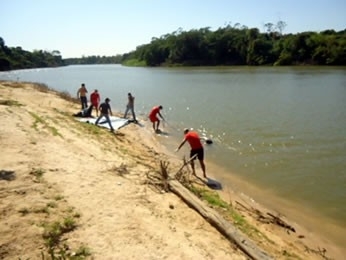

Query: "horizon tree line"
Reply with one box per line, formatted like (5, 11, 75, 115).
(1, 21, 345, 71)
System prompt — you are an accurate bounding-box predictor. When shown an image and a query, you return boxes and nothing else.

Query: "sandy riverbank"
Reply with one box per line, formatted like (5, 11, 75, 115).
(0, 81, 344, 259)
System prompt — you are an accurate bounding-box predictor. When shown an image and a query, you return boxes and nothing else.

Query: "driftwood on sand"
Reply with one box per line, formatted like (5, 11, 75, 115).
(168, 180, 273, 260)
(152, 159, 273, 260)
(235, 201, 296, 234)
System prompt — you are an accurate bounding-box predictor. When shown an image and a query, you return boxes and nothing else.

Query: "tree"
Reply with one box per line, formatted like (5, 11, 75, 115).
(276, 21, 287, 35)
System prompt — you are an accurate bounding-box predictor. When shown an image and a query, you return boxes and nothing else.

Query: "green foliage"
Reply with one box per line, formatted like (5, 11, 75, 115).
(64, 54, 123, 65)
(122, 58, 146, 66)
(122, 23, 346, 66)
(188, 185, 268, 240)
(43, 218, 76, 248)
(0, 99, 23, 107)
(41, 216, 88, 259)
(28, 112, 63, 137)
(29, 167, 45, 180)
(190, 186, 229, 208)
(0, 37, 64, 71)
(1, 23, 345, 69)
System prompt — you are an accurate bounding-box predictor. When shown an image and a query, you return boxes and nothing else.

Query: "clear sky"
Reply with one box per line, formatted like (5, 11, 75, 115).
(1, 0, 345, 58)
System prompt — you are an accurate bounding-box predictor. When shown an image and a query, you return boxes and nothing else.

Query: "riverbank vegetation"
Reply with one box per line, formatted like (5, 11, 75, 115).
(0, 37, 64, 71)
(1, 21, 345, 71)
(124, 22, 346, 66)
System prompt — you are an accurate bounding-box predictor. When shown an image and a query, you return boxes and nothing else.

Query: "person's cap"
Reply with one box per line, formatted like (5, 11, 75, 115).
(183, 128, 189, 134)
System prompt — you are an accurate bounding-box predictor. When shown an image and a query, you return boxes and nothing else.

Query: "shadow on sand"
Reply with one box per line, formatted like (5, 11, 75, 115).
(155, 129, 169, 136)
(0, 170, 16, 181)
(205, 177, 223, 190)
(193, 176, 222, 190)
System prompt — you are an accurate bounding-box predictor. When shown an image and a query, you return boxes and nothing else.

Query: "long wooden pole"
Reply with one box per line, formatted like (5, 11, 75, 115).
(168, 180, 273, 260)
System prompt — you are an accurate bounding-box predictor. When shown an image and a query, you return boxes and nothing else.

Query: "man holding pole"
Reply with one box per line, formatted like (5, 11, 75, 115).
(176, 128, 207, 179)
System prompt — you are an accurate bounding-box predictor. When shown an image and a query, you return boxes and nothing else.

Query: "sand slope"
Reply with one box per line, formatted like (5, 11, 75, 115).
(0, 81, 343, 260)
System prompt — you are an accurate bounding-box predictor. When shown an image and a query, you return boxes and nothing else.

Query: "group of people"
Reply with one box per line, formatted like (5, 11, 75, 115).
(77, 84, 113, 130)
(76, 83, 208, 179)
(76, 83, 136, 132)
(147, 105, 207, 178)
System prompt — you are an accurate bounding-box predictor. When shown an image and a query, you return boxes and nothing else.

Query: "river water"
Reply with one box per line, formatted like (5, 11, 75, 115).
(1, 65, 345, 245)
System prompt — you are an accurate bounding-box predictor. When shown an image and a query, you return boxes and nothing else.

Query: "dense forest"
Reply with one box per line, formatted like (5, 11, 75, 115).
(0, 37, 65, 71)
(124, 22, 346, 66)
(0, 37, 123, 71)
(1, 22, 345, 71)
(64, 55, 123, 65)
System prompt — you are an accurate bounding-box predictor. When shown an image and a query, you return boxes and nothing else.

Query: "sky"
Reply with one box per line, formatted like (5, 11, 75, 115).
(1, 0, 346, 58)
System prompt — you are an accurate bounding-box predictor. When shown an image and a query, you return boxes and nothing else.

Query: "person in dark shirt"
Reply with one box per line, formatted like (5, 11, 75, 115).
(73, 105, 93, 118)
(95, 98, 114, 132)
(123, 92, 136, 122)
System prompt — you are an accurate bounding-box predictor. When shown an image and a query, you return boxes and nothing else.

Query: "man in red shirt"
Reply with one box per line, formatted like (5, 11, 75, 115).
(149, 105, 164, 132)
(176, 128, 207, 178)
(90, 89, 100, 116)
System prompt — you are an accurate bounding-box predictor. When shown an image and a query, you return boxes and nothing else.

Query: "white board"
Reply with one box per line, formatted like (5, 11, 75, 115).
(77, 116, 129, 130)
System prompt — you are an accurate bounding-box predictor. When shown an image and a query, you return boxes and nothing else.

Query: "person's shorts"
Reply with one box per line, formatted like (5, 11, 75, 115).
(91, 102, 99, 108)
(190, 148, 204, 161)
(149, 115, 158, 123)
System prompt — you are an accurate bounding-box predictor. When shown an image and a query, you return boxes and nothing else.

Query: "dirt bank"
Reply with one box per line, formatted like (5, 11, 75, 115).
(0, 81, 343, 260)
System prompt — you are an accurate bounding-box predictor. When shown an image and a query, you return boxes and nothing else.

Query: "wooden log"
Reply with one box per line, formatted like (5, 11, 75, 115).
(169, 180, 273, 260)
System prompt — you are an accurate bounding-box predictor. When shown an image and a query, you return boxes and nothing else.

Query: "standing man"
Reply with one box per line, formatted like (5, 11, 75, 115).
(77, 83, 88, 109)
(95, 98, 114, 132)
(90, 89, 101, 116)
(149, 105, 164, 132)
(124, 92, 136, 122)
(176, 128, 207, 179)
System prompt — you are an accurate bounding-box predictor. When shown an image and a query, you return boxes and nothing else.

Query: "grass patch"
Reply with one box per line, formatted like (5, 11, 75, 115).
(29, 111, 45, 130)
(33, 83, 50, 93)
(79, 121, 102, 136)
(57, 91, 79, 104)
(42, 217, 77, 249)
(47, 201, 58, 208)
(187, 184, 270, 242)
(28, 111, 63, 137)
(49, 125, 61, 137)
(41, 215, 92, 259)
(33, 206, 50, 214)
(33, 83, 77, 106)
(73, 212, 81, 218)
(3, 80, 78, 104)
(33, 83, 79, 104)
(18, 207, 30, 216)
(1, 81, 25, 88)
(54, 194, 64, 201)
(122, 59, 146, 66)
(29, 167, 45, 182)
(0, 99, 23, 107)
